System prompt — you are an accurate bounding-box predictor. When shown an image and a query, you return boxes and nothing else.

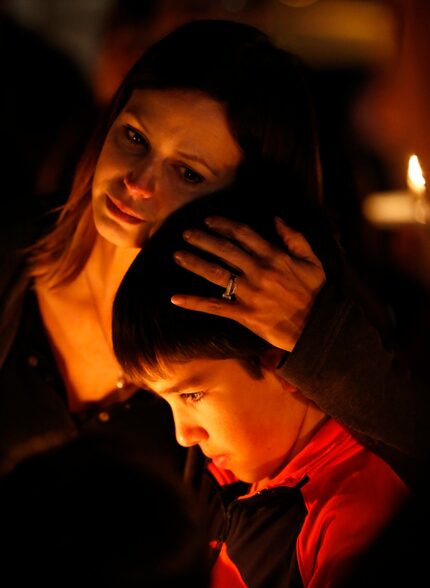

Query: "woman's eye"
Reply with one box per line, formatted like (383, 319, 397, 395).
(180, 391, 204, 403)
(181, 166, 204, 184)
(124, 126, 147, 148)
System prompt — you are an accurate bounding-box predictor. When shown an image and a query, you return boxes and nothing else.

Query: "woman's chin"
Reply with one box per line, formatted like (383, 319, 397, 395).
(94, 216, 149, 249)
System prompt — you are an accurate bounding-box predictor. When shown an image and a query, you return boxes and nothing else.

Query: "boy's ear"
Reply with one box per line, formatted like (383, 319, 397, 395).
(261, 348, 300, 394)
(260, 348, 286, 371)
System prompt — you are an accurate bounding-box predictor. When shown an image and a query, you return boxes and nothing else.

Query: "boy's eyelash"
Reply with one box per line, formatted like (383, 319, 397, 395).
(180, 391, 204, 403)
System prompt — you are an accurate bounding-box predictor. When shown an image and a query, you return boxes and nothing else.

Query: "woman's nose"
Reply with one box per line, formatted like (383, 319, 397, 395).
(123, 162, 156, 199)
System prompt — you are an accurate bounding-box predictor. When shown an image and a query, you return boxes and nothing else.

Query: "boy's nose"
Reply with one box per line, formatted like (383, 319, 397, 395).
(175, 423, 207, 448)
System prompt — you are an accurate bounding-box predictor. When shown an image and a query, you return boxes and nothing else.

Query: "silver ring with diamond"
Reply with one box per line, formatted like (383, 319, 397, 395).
(222, 274, 238, 301)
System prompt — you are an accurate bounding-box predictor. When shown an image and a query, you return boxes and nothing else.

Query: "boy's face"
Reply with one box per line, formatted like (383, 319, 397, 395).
(147, 357, 322, 485)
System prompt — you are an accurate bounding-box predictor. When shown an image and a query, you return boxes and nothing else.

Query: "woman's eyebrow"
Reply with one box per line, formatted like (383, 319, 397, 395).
(122, 108, 150, 132)
(176, 151, 220, 177)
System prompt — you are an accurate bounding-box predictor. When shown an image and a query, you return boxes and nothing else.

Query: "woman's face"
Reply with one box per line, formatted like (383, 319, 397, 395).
(92, 89, 243, 248)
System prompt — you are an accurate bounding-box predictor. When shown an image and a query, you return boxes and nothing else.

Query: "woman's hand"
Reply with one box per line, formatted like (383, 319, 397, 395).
(171, 216, 326, 352)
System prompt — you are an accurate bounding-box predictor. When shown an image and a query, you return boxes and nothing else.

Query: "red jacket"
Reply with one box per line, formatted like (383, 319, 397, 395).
(201, 419, 410, 588)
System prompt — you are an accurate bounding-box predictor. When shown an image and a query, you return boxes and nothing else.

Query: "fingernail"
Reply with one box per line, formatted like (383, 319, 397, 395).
(171, 295, 184, 305)
(174, 252, 184, 263)
(183, 230, 192, 240)
(204, 217, 215, 227)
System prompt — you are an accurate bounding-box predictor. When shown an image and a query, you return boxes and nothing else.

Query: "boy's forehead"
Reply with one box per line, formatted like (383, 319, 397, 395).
(145, 357, 248, 396)
(145, 359, 216, 396)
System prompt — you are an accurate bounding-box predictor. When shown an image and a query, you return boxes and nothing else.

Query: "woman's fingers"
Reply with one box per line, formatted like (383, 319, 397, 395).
(274, 216, 322, 266)
(171, 294, 244, 319)
(185, 215, 322, 272)
(174, 250, 241, 289)
(204, 216, 276, 258)
(171, 216, 328, 352)
(182, 228, 256, 275)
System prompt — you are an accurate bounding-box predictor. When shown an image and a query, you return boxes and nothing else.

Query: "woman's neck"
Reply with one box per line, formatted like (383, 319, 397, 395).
(84, 235, 140, 313)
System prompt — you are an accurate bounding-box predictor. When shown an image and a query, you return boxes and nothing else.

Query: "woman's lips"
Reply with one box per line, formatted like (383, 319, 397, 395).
(105, 195, 144, 225)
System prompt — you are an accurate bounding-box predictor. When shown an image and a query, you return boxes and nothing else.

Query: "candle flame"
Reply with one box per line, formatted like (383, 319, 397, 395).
(407, 155, 426, 195)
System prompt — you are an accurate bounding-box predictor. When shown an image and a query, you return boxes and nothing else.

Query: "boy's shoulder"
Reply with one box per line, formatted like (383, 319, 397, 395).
(295, 419, 410, 586)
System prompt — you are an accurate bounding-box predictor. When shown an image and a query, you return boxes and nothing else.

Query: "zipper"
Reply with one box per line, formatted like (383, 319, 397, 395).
(209, 474, 309, 566)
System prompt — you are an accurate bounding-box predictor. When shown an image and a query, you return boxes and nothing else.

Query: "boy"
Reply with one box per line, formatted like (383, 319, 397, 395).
(112, 188, 409, 588)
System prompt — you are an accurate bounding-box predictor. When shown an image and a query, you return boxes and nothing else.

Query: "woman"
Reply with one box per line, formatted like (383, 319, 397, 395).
(0, 19, 327, 477)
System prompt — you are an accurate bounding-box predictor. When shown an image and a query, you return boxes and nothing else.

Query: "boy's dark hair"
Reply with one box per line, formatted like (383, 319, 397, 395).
(113, 181, 342, 385)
